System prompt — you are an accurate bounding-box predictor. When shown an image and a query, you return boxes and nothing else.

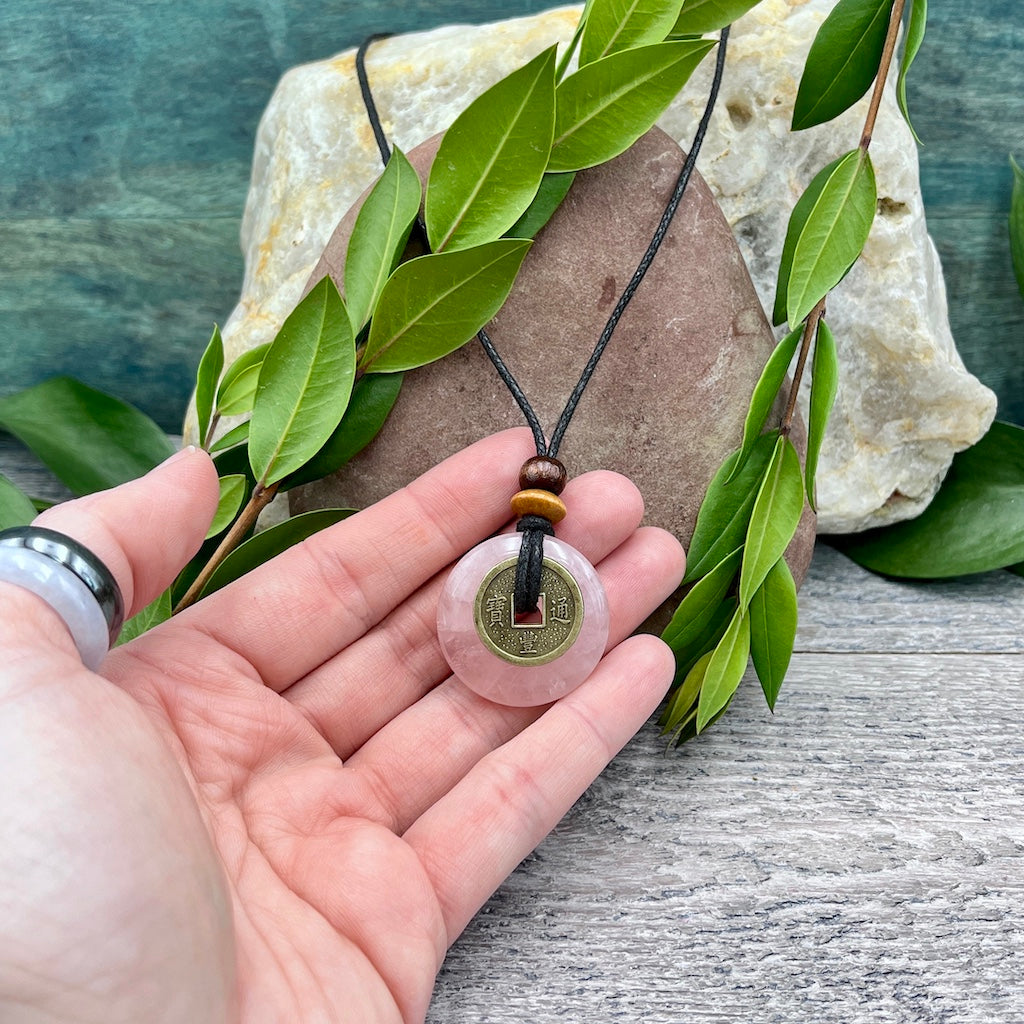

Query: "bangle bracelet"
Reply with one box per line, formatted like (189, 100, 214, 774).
(0, 526, 125, 671)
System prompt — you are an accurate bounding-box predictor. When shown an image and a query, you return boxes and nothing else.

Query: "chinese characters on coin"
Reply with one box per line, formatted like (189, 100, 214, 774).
(473, 557, 584, 666)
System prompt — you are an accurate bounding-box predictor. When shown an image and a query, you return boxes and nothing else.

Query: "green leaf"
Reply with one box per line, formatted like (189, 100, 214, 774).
(0, 473, 38, 529)
(696, 606, 750, 732)
(683, 432, 777, 584)
(116, 589, 172, 646)
(773, 155, 846, 326)
(663, 546, 743, 650)
(748, 556, 797, 710)
(195, 325, 224, 448)
(425, 47, 556, 252)
(669, 596, 737, 686)
(662, 650, 713, 732)
(506, 172, 576, 239)
(730, 326, 802, 480)
(786, 148, 876, 326)
(671, 0, 764, 34)
(361, 239, 532, 373)
(805, 319, 839, 508)
(1011, 155, 1024, 301)
(346, 147, 423, 332)
(279, 372, 404, 491)
(579, 0, 681, 66)
(216, 362, 262, 418)
(248, 276, 357, 487)
(209, 419, 251, 454)
(549, 39, 715, 172)
(212, 440, 256, 486)
(556, 0, 598, 81)
(201, 508, 356, 597)
(0, 377, 174, 496)
(206, 474, 248, 540)
(216, 343, 270, 411)
(835, 421, 1024, 578)
(792, 0, 895, 131)
(896, 0, 927, 144)
(739, 436, 804, 607)
(667, 672, 738, 744)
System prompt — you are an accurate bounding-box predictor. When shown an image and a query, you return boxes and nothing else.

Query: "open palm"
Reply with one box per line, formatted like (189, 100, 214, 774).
(0, 430, 683, 1024)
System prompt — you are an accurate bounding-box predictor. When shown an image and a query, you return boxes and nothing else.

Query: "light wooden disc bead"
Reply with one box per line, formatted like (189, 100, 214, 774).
(510, 489, 567, 523)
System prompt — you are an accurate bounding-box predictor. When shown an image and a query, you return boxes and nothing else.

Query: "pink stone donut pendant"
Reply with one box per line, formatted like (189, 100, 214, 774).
(437, 533, 609, 707)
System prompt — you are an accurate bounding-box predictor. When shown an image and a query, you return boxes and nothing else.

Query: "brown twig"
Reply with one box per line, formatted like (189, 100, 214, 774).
(780, 0, 907, 430)
(202, 412, 221, 452)
(860, 0, 908, 151)
(780, 296, 827, 437)
(173, 481, 279, 613)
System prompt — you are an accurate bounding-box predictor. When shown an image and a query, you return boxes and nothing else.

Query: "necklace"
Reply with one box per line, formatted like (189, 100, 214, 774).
(355, 29, 729, 706)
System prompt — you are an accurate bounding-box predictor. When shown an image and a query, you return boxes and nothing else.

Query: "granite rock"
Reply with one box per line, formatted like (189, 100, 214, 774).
(290, 129, 816, 586)
(208, 0, 996, 532)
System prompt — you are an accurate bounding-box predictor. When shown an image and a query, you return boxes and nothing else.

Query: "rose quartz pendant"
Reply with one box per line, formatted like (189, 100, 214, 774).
(437, 533, 609, 706)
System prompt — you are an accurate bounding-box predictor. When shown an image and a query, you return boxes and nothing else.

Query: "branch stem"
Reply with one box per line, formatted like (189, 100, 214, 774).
(780, 297, 827, 437)
(860, 0, 907, 151)
(173, 481, 279, 613)
(780, 0, 906, 432)
(202, 412, 221, 452)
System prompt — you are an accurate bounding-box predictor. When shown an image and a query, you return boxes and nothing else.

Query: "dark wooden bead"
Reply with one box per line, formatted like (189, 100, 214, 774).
(518, 456, 567, 495)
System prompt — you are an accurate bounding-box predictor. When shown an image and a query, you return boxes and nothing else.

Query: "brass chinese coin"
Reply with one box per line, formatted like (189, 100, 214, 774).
(473, 556, 585, 666)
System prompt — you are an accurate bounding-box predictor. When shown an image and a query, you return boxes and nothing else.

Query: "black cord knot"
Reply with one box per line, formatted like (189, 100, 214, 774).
(514, 514, 555, 616)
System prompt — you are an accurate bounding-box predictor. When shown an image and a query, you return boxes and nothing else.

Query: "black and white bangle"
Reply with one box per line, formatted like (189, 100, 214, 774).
(0, 526, 125, 670)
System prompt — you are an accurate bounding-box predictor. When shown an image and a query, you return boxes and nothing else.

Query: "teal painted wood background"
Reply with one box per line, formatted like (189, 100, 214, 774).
(1, 1, 1022, 430)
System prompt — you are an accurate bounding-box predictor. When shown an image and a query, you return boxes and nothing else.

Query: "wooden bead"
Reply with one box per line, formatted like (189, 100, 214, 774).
(511, 488, 568, 524)
(518, 456, 568, 495)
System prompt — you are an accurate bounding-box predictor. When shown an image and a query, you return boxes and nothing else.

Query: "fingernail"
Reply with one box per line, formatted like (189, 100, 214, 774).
(163, 445, 200, 466)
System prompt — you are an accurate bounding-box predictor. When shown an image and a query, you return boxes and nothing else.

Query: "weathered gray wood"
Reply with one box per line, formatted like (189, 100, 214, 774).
(0, 438, 72, 504)
(798, 545, 1024, 654)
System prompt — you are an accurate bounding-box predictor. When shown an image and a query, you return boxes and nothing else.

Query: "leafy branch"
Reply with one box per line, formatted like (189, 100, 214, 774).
(660, 0, 928, 743)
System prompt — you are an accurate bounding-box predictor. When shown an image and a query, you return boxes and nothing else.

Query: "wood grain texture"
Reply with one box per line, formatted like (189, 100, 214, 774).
(798, 546, 1024, 654)
(1, 1, 1021, 428)
(429, 642, 1024, 1022)
(2, 438, 1022, 1021)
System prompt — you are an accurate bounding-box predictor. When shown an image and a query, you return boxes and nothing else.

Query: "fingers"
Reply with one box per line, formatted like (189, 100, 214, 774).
(182, 429, 538, 691)
(403, 633, 675, 940)
(32, 447, 220, 618)
(285, 466, 650, 755)
(340, 525, 685, 832)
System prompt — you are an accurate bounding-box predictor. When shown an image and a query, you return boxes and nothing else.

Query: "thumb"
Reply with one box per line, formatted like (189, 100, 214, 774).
(33, 446, 220, 619)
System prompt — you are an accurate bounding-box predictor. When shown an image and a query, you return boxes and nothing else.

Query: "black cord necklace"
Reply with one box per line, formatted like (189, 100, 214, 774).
(355, 28, 729, 706)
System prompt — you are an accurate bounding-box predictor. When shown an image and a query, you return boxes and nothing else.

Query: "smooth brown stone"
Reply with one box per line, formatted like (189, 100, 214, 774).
(291, 127, 815, 592)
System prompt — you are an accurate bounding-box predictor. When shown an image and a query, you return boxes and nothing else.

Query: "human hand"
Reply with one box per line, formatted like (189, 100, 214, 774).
(0, 429, 685, 1023)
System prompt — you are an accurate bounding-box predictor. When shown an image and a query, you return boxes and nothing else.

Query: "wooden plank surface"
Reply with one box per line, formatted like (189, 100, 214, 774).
(3, 442, 1022, 1022)
(1, 1, 1022, 429)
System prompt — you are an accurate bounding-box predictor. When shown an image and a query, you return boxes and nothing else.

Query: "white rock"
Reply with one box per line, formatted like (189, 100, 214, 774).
(215, 0, 995, 533)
